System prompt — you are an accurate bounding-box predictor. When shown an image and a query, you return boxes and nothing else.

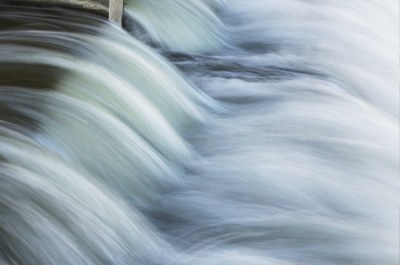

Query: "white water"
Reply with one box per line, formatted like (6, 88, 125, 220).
(0, 1, 398, 265)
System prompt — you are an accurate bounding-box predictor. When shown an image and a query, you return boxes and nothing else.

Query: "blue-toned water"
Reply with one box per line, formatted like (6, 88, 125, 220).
(0, 1, 398, 264)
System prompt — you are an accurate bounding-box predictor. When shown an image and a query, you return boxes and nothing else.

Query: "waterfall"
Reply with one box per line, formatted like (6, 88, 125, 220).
(124, 0, 227, 53)
(0, 1, 398, 265)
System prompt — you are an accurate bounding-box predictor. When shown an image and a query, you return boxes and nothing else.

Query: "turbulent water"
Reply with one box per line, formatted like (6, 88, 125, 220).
(0, 1, 398, 265)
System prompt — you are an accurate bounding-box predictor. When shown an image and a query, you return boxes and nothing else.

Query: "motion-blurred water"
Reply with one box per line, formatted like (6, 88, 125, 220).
(0, 1, 398, 265)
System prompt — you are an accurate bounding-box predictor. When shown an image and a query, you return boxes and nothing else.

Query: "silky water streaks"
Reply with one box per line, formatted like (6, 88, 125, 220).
(0, 5, 211, 265)
(0, 1, 398, 265)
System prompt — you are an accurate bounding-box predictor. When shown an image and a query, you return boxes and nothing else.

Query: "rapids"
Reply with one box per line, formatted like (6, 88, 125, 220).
(0, 1, 398, 265)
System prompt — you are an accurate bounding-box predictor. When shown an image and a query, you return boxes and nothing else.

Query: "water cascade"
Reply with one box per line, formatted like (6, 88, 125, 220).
(0, 1, 398, 265)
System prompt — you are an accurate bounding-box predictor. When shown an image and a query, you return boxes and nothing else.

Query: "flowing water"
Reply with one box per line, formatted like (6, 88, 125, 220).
(0, 1, 398, 265)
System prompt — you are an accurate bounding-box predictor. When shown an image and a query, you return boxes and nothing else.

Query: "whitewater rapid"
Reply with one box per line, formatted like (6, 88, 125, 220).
(0, 1, 398, 265)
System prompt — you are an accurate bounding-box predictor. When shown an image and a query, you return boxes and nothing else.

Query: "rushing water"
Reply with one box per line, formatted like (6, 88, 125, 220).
(0, 1, 398, 265)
